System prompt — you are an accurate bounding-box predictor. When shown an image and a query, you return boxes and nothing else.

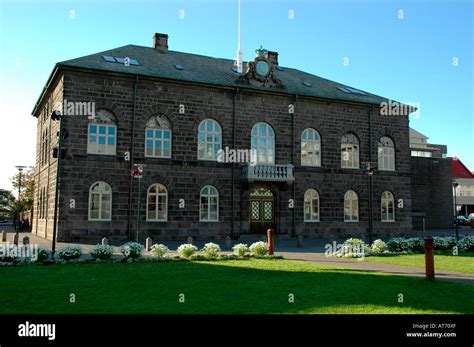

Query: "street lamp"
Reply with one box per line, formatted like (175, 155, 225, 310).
(131, 164, 146, 243)
(366, 162, 375, 245)
(51, 110, 68, 255)
(14, 165, 27, 244)
(453, 182, 459, 241)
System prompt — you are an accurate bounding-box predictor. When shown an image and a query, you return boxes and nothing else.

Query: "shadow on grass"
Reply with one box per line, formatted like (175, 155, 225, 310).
(1, 259, 473, 314)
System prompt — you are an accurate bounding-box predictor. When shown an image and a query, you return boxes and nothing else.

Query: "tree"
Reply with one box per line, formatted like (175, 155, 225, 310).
(0, 189, 15, 216)
(10, 167, 35, 212)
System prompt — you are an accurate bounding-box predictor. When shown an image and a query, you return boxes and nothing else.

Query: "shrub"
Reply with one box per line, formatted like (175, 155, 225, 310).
(249, 241, 268, 257)
(201, 242, 221, 259)
(433, 237, 457, 251)
(151, 244, 169, 259)
(177, 244, 198, 258)
(408, 238, 425, 252)
(35, 247, 50, 262)
(458, 236, 474, 252)
(340, 238, 366, 257)
(232, 243, 248, 257)
(120, 242, 144, 259)
(90, 244, 114, 260)
(371, 239, 386, 254)
(56, 246, 82, 261)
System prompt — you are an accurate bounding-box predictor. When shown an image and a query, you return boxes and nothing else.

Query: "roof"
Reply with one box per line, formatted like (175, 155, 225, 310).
(33, 44, 410, 115)
(452, 157, 474, 179)
(409, 127, 428, 140)
(61, 45, 395, 103)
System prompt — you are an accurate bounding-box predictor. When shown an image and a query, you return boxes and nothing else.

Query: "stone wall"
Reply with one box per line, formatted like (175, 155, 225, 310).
(32, 69, 414, 242)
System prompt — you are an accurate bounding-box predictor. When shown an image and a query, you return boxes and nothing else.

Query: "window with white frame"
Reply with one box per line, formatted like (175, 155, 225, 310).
(147, 184, 168, 221)
(381, 191, 395, 222)
(304, 189, 320, 222)
(378, 136, 395, 171)
(145, 115, 172, 158)
(200, 185, 219, 221)
(301, 128, 321, 166)
(344, 190, 359, 222)
(251, 122, 275, 164)
(341, 133, 359, 168)
(198, 119, 222, 161)
(88, 181, 112, 221)
(87, 109, 117, 155)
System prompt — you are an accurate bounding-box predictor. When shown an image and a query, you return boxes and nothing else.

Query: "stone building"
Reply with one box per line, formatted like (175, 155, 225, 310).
(409, 128, 453, 229)
(31, 33, 414, 242)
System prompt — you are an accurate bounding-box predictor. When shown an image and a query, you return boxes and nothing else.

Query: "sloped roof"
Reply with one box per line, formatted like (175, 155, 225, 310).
(452, 157, 474, 179)
(409, 127, 428, 140)
(56, 44, 393, 105)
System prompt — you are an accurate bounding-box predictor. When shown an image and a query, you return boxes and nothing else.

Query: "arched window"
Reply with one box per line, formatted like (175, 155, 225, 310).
(147, 184, 168, 221)
(198, 119, 222, 161)
(200, 185, 219, 221)
(304, 189, 320, 222)
(87, 109, 117, 155)
(251, 122, 275, 164)
(381, 191, 395, 222)
(378, 136, 395, 171)
(344, 190, 359, 222)
(145, 115, 172, 158)
(88, 181, 112, 221)
(301, 128, 321, 166)
(341, 133, 359, 168)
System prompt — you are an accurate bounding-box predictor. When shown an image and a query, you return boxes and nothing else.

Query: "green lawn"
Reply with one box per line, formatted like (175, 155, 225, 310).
(1, 259, 473, 314)
(365, 252, 474, 274)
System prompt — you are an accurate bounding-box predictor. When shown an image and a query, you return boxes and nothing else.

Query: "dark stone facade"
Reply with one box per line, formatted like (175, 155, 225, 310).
(32, 63, 414, 243)
(410, 157, 453, 229)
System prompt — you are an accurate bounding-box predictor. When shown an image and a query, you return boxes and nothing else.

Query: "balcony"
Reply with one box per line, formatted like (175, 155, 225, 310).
(241, 163, 294, 183)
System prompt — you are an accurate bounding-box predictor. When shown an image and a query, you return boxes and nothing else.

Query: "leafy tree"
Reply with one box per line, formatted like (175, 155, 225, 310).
(0, 189, 15, 215)
(10, 167, 35, 212)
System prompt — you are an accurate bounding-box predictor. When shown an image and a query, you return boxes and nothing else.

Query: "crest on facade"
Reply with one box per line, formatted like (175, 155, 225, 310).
(147, 114, 171, 129)
(90, 109, 116, 123)
(235, 46, 285, 89)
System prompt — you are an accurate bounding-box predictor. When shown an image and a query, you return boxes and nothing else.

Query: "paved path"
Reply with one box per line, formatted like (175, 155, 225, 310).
(276, 251, 474, 285)
(2, 225, 473, 285)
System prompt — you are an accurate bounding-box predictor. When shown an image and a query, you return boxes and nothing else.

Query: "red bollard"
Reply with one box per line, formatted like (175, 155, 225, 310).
(424, 236, 435, 281)
(267, 228, 275, 256)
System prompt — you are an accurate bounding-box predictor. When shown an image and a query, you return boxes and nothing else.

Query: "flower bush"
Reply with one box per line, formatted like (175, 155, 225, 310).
(201, 242, 221, 259)
(371, 239, 387, 254)
(56, 246, 82, 261)
(120, 242, 144, 259)
(151, 244, 169, 259)
(232, 243, 248, 257)
(433, 237, 457, 251)
(35, 247, 50, 262)
(340, 238, 366, 257)
(90, 244, 114, 260)
(458, 236, 474, 252)
(249, 241, 268, 257)
(177, 244, 198, 258)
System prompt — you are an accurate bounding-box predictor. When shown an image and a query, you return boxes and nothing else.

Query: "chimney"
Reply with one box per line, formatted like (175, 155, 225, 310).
(153, 33, 168, 53)
(267, 51, 278, 66)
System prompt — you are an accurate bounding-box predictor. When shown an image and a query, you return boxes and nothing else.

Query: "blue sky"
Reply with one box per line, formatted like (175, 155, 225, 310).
(0, 0, 472, 191)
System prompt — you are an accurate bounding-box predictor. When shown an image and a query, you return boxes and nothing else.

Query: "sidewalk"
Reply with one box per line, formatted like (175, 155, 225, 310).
(1, 225, 473, 285)
(276, 251, 474, 286)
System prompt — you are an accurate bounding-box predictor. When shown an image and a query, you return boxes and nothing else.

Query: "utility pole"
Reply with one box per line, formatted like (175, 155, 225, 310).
(453, 182, 459, 241)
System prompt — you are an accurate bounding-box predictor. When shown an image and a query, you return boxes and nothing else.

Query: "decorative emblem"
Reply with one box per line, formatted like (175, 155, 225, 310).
(255, 45, 268, 57)
(147, 114, 171, 129)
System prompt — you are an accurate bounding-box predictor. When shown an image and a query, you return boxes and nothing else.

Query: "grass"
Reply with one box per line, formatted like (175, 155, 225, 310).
(0, 258, 473, 314)
(365, 252, 474, 274)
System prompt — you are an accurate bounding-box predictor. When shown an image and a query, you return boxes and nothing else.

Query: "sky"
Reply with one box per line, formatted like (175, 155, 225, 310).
(0, 0, 472, 192)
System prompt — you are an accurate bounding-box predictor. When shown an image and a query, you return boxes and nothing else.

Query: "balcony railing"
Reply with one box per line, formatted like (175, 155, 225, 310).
(241, 163, 294, 183)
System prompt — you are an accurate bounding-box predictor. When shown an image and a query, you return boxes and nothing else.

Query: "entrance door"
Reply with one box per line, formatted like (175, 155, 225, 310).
(250, 187, 275, 234)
